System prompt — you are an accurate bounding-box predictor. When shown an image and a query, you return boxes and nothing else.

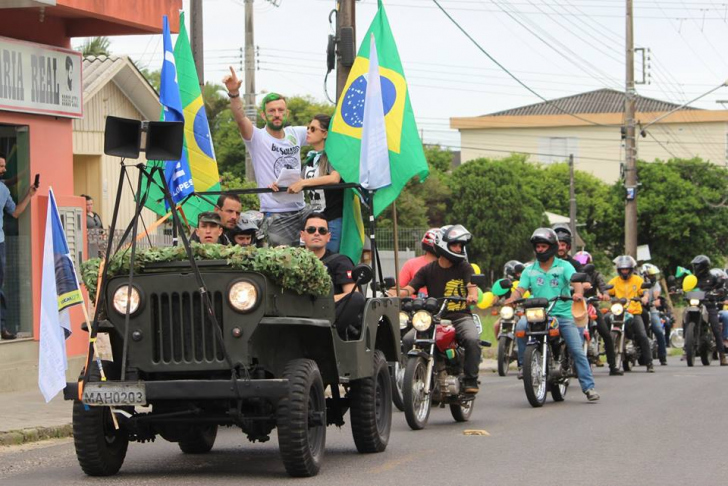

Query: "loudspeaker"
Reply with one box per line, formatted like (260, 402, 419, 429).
(104, 116, 142, 158)
(146, 120, 184, 161)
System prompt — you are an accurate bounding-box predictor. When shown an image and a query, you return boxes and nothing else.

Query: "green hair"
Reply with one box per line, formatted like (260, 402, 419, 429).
(260, 92, 286, 112)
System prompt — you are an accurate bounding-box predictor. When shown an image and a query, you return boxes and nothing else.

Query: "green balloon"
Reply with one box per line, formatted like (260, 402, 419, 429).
(675, 266, 693, 278)
(492, 278, 510, 297)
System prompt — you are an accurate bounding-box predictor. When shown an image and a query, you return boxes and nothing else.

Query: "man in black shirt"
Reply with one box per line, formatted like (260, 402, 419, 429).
(691, 255, 728, 365)
(552, 224, 583, 271)
(301, 212, 364, 339)
(393, 225, 480, 394)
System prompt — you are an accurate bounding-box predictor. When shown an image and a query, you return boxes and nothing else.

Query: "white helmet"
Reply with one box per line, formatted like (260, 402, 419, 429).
(434, 225, 472, 263)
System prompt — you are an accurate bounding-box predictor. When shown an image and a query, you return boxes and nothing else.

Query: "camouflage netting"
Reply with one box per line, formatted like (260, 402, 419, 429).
(80, 244, 332, 302)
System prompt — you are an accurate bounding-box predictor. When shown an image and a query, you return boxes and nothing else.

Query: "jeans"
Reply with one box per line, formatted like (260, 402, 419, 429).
(326, 217, 342, 253)
(649, 309, 667, 360)
(402, 315, 482, 380)
(516, 316, 595, 393)
(719, 310, 728, 341)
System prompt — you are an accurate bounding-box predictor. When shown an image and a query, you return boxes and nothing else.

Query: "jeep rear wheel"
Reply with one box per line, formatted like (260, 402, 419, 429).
(72, 361, 129, 476)
(277, 359, 326, 477)
(178, 425, 218, 454)
(349, 350, 392, 453)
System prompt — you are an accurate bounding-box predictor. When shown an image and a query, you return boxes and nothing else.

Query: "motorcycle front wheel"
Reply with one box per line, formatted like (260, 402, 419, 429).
(523, 345, 547, 408)
(403, 356, 432, 430)
(611, 331, 623, 371)
(497, 336, 511, 377)
(684, 322, 695, 367)
(450, 398, 474, 422)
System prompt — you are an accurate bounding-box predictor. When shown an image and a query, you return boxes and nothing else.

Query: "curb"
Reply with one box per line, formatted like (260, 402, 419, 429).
(0, 424, 72, 447)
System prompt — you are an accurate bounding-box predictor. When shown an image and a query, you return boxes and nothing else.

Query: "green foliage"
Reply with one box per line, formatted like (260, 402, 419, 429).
(283, 95, 334, 127)
(80, 37, 111, 57)
(220, 172, 259, 210)
(137, 67, 161, 92)
(213, 110, 247, 179)
(81, 244, 332, 302)
(449, 156, 546, 280)
(424, 145, 452, 174)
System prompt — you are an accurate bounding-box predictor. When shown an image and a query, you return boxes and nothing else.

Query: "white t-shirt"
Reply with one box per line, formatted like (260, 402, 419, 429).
(243, 126, 307, 213)
(302, 151, 327, 213)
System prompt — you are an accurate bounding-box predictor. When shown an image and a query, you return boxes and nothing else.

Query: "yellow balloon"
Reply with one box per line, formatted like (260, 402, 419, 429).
(478, 291, 495, 309)
(471, 263, 481, 275)
(683, 274, 698, 292)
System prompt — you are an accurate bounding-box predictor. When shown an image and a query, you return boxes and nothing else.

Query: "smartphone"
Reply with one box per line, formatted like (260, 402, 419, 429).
(33, 173, 39, 188)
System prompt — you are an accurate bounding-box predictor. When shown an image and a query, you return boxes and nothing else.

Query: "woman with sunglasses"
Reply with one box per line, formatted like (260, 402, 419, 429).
(286, 114, 344, 252)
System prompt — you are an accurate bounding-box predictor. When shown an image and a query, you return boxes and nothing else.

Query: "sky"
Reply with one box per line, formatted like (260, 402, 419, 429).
(76, 0, 728, 151)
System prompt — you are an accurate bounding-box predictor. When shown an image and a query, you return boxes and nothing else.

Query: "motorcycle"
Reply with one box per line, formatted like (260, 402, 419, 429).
(681, 289, 724, 366)
(606, 284, 651, 372)
(496, 304, 519, 377)
(583, 296, 605, 368)
(402, 280, 491, 430)
(392, 297, 413, 412)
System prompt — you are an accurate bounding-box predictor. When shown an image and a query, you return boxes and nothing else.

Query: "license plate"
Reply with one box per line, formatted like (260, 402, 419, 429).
(82, 383, 146, 406)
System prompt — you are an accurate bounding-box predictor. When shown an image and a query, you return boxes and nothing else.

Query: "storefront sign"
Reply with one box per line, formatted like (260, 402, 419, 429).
(0, 36, 82, 118)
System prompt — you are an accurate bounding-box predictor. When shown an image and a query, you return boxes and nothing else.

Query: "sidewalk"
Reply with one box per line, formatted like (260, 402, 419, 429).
(0, 389, 73, 446)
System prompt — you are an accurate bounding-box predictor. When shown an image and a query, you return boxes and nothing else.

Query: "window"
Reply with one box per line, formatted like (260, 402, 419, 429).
(537, 137, 579, 164)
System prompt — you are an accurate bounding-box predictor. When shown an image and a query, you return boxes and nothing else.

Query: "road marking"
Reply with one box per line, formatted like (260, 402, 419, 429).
(463, 429, 490, 436)
(370, 451, 430, 473)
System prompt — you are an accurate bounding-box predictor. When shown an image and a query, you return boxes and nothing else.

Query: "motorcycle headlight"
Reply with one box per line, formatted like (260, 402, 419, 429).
(112, 285, 141, 315)
(228, 280, 259, 313)
(399, 312, 410, 330)
(500, 306, 515, 320)
(525, 308, 545, 323)
(610, 303, 624, 316)
(689, 299, 700, 307)
(412, 311, 433, 332)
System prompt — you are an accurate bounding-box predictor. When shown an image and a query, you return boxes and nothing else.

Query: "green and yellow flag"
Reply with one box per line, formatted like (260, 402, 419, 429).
(144, 11, 221, 225)
(326, 0, 429, 262)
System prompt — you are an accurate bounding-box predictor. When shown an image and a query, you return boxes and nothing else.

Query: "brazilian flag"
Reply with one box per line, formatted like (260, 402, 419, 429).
(326, 0, 429, 263)
(144, 12, 221, 226)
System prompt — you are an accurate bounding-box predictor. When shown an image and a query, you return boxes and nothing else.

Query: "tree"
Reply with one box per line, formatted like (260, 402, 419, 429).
(449, 156, 546, 281)
(80, 37, 111, 57)
(423, 145, 452, 174)
(137, 67, 161, 92)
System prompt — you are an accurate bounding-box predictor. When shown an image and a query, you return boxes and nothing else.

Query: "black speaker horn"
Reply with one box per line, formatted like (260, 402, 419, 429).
(146, 120, 184, 161)
(104, 116, 142, 158)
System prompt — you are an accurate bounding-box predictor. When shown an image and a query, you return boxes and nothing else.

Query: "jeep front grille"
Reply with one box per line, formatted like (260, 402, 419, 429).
(150, 291, 225, 364)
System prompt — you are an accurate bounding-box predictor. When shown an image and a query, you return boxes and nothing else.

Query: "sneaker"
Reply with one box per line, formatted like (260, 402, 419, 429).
(463, 378, 479, 394)
(609, 367, 624, 376)
(585, 389, 600, 402)
(0, 329, 16, 340)
(660, 359, 668, 366)
(646, 363, 655, 373)
(517, 367, 523, 380)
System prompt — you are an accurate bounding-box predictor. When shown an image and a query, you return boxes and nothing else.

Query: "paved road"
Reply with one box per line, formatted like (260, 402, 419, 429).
(1, 356, 724, 486)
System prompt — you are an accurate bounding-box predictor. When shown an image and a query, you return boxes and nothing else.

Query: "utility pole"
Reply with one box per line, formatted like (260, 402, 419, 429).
(244, 0, 256, 182)
(190, 0, 204, 89)
(569, 154, 577, 255)
(336, 0, 356, 99)
(624, 0, 638, 258)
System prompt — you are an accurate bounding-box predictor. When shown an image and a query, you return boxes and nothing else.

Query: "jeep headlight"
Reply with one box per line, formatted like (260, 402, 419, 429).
(500, 306, 515, 320)
(399, 312, 410, 330)
(689, 298, 700, 307)
(412, 311, 433, 332)
(228, 280, 259, 313)
(610, 303, 624, 316)
(525, 308, 545, 323)
(112, 285, 140, 315)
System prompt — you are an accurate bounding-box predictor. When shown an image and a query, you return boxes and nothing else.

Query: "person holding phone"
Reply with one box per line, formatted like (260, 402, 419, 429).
(0, 153, 38, 339)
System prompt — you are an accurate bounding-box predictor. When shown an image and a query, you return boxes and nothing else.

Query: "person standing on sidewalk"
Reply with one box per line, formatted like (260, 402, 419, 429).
(1, 153, 38, 339)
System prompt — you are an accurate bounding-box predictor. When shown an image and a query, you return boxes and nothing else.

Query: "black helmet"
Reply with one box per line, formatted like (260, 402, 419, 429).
(614, 255, 637, 280)
(504, 260, 525, 279)
(691, 255, 711, 277)
(435, 225, 471, 263)
(552, 223, 572, 246)
(530, 228, 558, 262)
(709, 268, 728, 285)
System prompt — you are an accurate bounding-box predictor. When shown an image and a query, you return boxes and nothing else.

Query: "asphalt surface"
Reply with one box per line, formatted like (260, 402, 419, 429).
(0, 355, 724, 486)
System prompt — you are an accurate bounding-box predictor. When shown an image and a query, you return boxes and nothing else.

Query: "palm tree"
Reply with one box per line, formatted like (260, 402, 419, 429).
(80, 37, 111, 57)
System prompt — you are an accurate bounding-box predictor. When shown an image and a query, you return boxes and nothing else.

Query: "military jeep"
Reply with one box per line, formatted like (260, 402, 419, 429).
(64, 258, 400, 478)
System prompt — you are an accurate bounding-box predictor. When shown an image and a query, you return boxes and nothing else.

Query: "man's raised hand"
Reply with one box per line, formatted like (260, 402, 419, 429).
(223, 66, 243, 94)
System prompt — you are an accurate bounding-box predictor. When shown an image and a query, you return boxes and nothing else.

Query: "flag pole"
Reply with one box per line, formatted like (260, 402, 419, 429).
(393, 201, 400, 295)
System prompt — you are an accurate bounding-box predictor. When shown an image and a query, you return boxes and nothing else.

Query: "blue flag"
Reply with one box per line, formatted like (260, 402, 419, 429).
(160, 15, 194, 203)
(39, 188, 80, 402)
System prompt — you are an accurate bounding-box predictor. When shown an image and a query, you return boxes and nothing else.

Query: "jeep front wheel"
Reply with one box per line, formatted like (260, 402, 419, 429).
(276, 359, 326, 477)
(349, 350, 392, 453)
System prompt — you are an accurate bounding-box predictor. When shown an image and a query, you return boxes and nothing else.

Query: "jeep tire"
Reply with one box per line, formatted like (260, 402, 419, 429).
(178, 424, 218, 454)
(349, 350, 392, 453)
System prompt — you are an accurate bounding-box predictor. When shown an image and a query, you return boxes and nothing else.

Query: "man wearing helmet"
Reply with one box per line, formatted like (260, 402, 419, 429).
(397, 228, 439, 297)
(492, 260, 525, 337)
(505, 228, 600, 402)
(552, 224, 583, 271)
(640, 263, 668, 366)
(393, 225, 481, 394)
(690, 255, 727, 365)
(576, 251, 622, 375)
(607, 255, 654, 372)
(229, 215, 259, 247)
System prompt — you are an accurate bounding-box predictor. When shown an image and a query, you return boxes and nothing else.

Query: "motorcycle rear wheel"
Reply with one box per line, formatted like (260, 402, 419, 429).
(450, 399, 474, 422)
(684, 322, 696, 367)
(523, 345, 547, 408)
(699, 337, 713, 366)
(497, 336, 511, 377)
(611, 331, 623, 371)
(390, 357, 406, 412)
(403, 356, 431, 430)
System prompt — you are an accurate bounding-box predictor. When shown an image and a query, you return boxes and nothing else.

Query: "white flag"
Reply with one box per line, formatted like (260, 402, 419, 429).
(359, 33, 392, 190)
(38, 188, 78, 402)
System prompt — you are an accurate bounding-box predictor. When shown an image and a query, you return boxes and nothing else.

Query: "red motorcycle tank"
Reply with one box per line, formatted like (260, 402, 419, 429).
(435, 325, 457, 352)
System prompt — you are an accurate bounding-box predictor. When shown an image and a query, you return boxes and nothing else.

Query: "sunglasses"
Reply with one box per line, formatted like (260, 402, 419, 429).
(305, 226, 329, 235)
(307, 126, 327, 133)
